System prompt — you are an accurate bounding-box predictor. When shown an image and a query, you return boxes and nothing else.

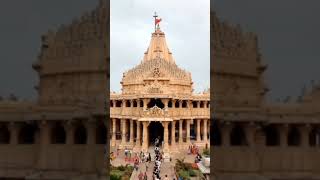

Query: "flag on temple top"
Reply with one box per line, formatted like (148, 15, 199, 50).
(155, 18, 162, 25)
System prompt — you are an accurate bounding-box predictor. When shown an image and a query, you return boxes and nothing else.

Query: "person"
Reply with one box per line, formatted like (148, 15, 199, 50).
(148, 153, 152, 162)
(163, 175, 169, 180)
(138, 171, 144, 180)
(144, 172, 148, 180)
(155, 137, 159, 147)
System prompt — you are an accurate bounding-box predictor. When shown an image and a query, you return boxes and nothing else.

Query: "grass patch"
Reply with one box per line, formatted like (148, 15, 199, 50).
(110, 165, 133, 180)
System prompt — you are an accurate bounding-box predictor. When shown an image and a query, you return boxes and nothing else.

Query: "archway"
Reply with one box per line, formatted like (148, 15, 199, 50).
(0, 125, 10, 144)
(74, 124, 87, 144)
(19, 123, 37, 144)
(148, 121, 164, 146)
(51, 123, 66, 144)
(147, 98, 164, 109)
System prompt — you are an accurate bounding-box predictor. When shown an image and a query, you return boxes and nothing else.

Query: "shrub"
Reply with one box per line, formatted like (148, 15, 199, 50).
(189, 169, 197, 177)
(202, 148, 210, 156)
(178, 170, 190, 180)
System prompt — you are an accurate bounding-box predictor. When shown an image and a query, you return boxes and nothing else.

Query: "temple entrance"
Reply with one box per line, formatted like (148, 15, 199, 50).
(148, 121, 164, 146)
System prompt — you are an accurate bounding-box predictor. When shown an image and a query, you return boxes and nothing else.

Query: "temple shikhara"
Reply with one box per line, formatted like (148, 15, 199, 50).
(110, 18, 210, 159)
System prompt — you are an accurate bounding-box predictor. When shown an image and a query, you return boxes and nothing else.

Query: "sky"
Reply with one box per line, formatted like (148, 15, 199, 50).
(213, 0, 320, 102)
(110, 0, 210, 93)
(1, 0, 319, 102)
(0, 0, 98, 100)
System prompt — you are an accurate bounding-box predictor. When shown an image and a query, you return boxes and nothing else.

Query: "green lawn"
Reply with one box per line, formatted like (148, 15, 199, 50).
(110, 165, 133, 180)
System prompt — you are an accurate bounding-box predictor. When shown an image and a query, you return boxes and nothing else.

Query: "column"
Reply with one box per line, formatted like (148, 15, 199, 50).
(244, 122, 256, 147)
(111, 119, 116, 146)
(163, 121, 169, 152)
(37, 120, 50, 169)
(143, 99, 148, 111)
(163, 99, 169, 110)
(179, 120, 183, 144)
(64, 121, 74, 145)
(121, 119, 126, 145)
(279, 124, 289, 147)
(197, 101, 200, 108)
(299, 124, 311, 147)
(84, 119, 96, 173)
(142, 121, 148, 152)
(86, 119, 96, 145)
(203, 119, 208, 142)
(9, 122, 19, 145)
(179, 100, 182, 108)
(136, 121, 141, 147)
(186, 119, 191, 144)
(221, 122, 232, 147)
(196, 119, 201, 142)
(173, 100, 176, 109)
(171, 121, 176, 147)
(130, 119, 134, 144)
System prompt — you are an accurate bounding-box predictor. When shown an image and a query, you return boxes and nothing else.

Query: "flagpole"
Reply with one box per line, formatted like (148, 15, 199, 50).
(153, 12, 158, 32)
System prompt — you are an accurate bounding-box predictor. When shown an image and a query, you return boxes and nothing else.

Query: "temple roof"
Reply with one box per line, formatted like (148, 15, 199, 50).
(142, 27, 175, 64)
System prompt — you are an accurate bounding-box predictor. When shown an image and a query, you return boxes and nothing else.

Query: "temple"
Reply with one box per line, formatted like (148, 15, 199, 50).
(110, 24, 210, 158)
(212, 11, 320, 180)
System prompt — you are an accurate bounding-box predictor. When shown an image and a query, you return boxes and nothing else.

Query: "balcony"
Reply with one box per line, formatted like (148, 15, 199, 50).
(110, 106, 209, 119)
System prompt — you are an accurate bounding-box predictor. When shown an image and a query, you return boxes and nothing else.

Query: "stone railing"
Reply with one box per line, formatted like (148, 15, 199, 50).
(110, 107, 209, 119)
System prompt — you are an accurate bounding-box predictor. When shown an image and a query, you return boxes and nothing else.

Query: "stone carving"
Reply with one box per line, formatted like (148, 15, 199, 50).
(142, 106, 168, 118)
(145, 80, 163, 94)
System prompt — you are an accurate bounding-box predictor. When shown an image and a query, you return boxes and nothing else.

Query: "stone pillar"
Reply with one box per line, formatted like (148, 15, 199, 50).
(143, 99, 148, 111)
(179, 100, 182, 108)
(120, 119, 126, 147)
(279, 124, 289, 147)
(163, 121, 169, 152)
(64, 121, 74, 145)
(196, 119, 201, 142)
(111, 118, 116, 146)
(9, 122, 19, 145)
(197, 101, 200, 108)
(172, 100, 176, 109)
(299, 124, 311, 147)
(163, 99, 169, 110)
(171, 121, 176, 146)
(37, 120, 50, 169)
(186, 119, 191, 144)
(142, 121, 149, 152)
(130, 100, 134, 108)
(130, 119, 134, 144)
(122, 99, 125, 109)
(244, 122, 256, 147)
(86, 119, 96, 145)
(84, 119, 97, 173)
(221, 122, 232, 147)
(203, 119, 208, 142)
(179, 120, 183, 144)
(136, 121, 141, 146)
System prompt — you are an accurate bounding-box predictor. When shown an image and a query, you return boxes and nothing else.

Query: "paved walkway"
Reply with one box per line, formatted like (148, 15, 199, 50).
(111, 146, 203, 180)
(129, 147, 178, 180)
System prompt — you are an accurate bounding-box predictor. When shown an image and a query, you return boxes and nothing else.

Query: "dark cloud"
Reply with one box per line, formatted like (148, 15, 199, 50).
(213, 0, 320, 101)
(0, 0, 98, 100)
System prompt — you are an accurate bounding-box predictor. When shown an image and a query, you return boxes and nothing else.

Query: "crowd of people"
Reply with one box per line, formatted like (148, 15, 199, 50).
(153, 137, 164, 180)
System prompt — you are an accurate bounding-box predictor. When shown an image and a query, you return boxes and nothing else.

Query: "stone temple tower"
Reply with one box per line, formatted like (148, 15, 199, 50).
(33, 0, 108, 111)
